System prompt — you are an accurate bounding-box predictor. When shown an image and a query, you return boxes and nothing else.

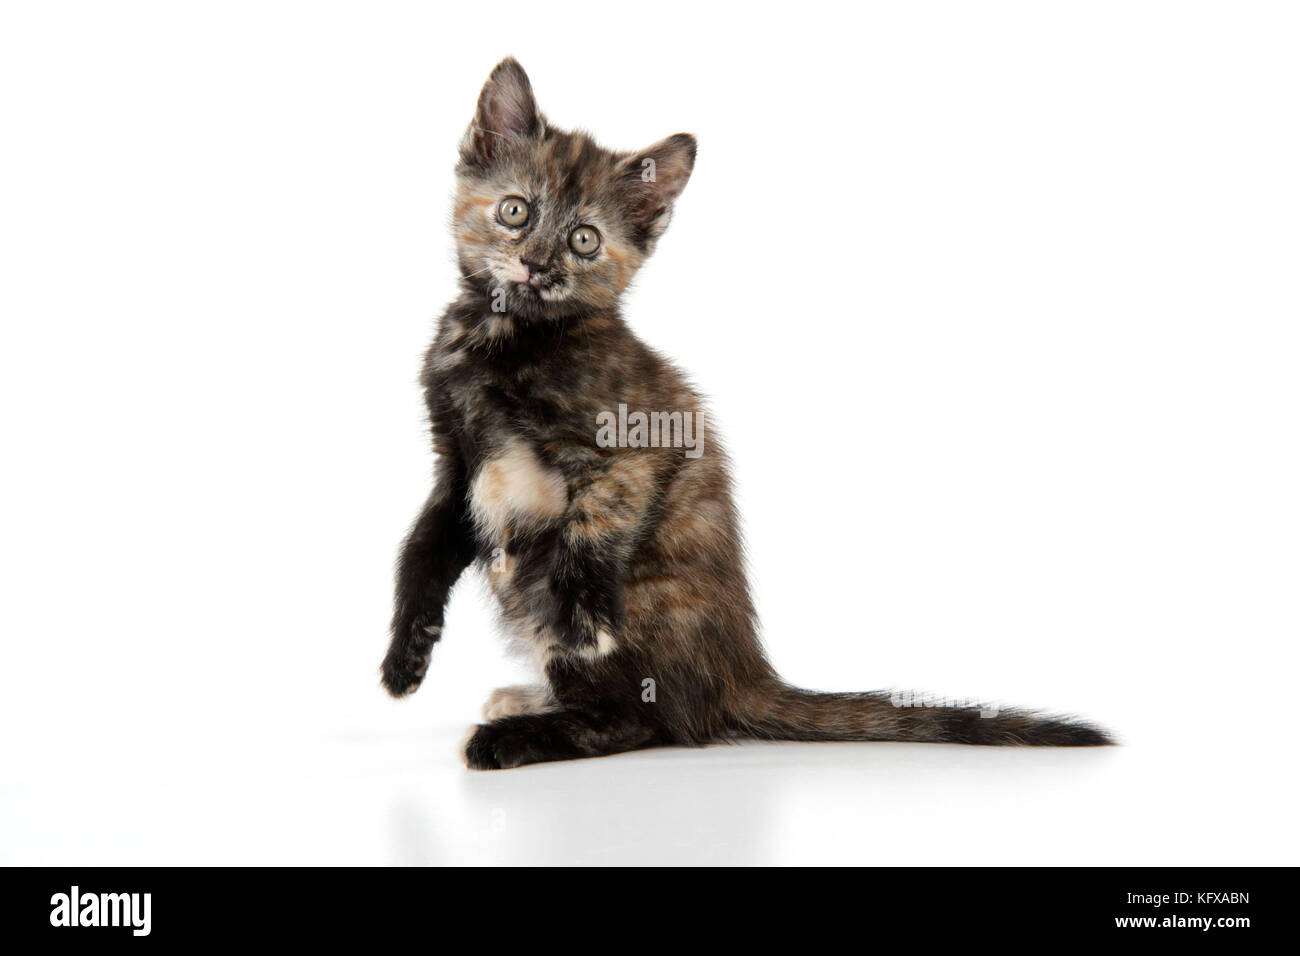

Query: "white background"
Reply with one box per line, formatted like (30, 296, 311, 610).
(1, 1, 1296, 865)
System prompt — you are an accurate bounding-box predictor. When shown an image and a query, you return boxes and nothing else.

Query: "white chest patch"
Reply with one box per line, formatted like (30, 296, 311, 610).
(469, 438, 568, 543)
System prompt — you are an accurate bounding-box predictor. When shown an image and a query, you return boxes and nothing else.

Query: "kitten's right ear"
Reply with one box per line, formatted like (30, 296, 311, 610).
(459, 58, 543, 169)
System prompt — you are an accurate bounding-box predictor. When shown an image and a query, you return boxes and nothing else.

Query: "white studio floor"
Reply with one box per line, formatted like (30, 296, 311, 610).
(2, 718, 1290, 866)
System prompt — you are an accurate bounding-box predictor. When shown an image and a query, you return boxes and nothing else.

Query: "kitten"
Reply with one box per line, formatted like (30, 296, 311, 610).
(382, 58, 1111, 769)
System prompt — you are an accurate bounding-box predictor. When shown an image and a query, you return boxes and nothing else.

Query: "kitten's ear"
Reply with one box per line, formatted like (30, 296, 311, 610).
(460, 58, 543, 168)
(617, 133, 697, 243)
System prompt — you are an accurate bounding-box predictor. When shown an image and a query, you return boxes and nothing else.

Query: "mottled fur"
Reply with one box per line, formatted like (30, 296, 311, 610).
(382, 59, 1111, 768)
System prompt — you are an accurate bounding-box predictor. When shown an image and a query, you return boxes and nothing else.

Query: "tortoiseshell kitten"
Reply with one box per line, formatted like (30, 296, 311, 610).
(382, 59, 1111, 769)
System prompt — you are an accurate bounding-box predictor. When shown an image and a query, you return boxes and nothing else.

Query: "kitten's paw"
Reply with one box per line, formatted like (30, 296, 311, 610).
(380, 616, 443, 698)
(553, 599, 620, 659)
(574, 628, 617, 661)
(463, 722, 511, 770)
(380, 655, 425, 698)
(482, 684, 555, 720)
(465, 723, 561, 775)
(549, 561, 624, 658)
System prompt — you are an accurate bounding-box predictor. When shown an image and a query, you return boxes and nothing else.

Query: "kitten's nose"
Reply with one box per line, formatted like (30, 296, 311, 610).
(520, 257, 548, 279)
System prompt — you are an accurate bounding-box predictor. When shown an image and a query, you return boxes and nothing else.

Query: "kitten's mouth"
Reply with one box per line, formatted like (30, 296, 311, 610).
(485, 265, 565, 305)
(516, 277, 563, 297)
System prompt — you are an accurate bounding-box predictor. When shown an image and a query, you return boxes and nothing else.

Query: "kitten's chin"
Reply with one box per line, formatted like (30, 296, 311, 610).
(463, 271, 576, 319)
(496, 285, 565, 320)
(486, 269, 560, 300)
(512, 281, 571, 310)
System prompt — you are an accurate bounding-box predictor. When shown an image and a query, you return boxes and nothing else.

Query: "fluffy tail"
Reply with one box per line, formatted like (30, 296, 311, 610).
(740, 684, 1112, 747)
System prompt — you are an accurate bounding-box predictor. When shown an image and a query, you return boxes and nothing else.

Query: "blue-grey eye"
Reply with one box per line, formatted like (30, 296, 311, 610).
(569, 225, 601, 256)
(498, 196, 529, 227)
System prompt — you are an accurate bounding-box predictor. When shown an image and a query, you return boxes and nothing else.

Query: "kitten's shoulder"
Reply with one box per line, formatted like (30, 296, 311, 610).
(419, 296, 479, 384)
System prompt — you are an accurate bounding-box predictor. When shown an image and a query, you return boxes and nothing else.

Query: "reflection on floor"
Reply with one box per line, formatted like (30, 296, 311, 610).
(13, 721, 1271, 866)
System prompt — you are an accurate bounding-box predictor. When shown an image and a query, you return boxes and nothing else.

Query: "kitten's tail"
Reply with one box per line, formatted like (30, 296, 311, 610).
(739, 683, 1112, 747)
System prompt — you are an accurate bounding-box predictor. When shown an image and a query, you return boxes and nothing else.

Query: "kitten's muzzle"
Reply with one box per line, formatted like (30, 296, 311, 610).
(520, 257, 554, 282)
(518, 257, 561, 291)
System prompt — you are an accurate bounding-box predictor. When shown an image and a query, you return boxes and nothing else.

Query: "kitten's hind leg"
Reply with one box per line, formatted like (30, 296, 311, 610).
(464, 709, 661, 770)
(481, 684, 556, 721)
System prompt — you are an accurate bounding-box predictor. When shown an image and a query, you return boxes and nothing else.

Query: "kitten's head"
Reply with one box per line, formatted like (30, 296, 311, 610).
(452, 58, 695, 319)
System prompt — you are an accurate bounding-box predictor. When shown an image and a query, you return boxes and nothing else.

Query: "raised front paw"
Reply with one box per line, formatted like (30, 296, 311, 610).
(380, 614, 443, 698)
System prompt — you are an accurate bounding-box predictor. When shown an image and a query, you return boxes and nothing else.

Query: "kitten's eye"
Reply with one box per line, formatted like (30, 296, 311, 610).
(497, 197, 530, 228)
(569, 225, 601, 256)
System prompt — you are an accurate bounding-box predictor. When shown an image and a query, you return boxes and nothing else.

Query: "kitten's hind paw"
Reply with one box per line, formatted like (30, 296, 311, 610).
(463, 723, 508, 770)
(482, 684, 555, 720)
(463, 720, 547, 770)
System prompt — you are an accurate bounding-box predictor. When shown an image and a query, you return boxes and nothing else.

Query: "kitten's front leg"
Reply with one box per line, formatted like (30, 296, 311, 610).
(540, 453, 664, 658)
(552, 546, 625, 657)
(382, 456, 476, 697)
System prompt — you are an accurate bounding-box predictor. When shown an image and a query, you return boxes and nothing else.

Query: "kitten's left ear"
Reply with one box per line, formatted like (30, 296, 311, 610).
(617, 133, 697, 244)
(460, 57, 544, 168)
